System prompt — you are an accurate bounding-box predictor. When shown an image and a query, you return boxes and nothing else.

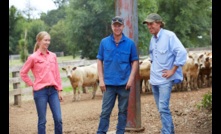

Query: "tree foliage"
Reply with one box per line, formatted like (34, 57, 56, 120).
(40, 6, 66, 28)
(9, 0, 212, 57)
(9, 6, 25, 54)
(19, 30, 29, 63)
(26, 20, 49, 53)
(157, 0, 212, 47)
(49, 20, 69, 54)
(19, 39, 28, 63)
(137, 0, 158, 55)
(52, 0, 69, 8)
(65, 0, 114, 59)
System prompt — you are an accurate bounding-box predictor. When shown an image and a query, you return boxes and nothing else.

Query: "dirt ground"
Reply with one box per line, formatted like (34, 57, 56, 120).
(9, 87, 212, 134)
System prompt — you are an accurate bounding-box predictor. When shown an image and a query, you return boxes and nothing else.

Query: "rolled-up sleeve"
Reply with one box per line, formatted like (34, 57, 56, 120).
(96, 40, 104, 60)
(170, 34, 187, 66)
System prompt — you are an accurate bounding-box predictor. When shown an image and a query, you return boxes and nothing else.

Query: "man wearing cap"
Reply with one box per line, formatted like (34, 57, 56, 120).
(143, 13, 187, 134)
(96, 16, 139, 134)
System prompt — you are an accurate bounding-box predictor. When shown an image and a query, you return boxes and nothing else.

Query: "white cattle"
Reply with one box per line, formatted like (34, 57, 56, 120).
(62, 63, 99, 101)
(139, 58, 152, 93)
(181, 51, 206, 91)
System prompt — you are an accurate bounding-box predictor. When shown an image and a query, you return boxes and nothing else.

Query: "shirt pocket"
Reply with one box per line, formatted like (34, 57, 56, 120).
(34, 60, 45, 72)
(157, 49, 168, 64)
(119, 51, 130, 63)
(118, 51, 130, 73)
(49, 59, 56, 71)
(104, 48, 113, 62)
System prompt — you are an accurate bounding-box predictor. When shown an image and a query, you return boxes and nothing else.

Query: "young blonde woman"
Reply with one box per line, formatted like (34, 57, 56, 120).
(20, 31, 63, 134)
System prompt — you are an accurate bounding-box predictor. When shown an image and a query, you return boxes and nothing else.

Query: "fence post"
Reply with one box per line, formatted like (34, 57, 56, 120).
(12, 71, 21, 106)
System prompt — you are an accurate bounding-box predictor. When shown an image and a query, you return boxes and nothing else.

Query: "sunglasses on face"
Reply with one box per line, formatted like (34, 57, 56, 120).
(112, 18, 123, 23)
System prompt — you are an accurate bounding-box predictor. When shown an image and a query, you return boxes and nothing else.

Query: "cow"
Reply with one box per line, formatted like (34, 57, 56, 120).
(139, 58, 152, 93)
(62, 63, 99, 101)
(198, 51, 212, 88)
(181, 51, 206, 91)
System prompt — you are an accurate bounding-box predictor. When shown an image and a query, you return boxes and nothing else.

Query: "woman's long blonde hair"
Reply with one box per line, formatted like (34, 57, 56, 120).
(33, 31, 50, 53)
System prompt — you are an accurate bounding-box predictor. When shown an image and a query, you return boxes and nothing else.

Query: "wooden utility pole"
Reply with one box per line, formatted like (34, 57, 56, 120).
(115, 0, 145, 132)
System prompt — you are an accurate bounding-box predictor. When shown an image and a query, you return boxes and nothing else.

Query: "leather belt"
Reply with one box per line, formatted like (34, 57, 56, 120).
(45, 85, 54, 88)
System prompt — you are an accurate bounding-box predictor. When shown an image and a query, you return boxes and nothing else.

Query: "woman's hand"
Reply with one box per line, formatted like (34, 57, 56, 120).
(58, 90, 63, 102)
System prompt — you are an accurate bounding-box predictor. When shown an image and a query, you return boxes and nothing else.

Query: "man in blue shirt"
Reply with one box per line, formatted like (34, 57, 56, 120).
(143, 13, 187, 134)
(96, 16, 139, 134)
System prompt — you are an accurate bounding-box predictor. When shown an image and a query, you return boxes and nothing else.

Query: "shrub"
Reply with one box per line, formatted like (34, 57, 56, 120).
(197, 91, 212, 111)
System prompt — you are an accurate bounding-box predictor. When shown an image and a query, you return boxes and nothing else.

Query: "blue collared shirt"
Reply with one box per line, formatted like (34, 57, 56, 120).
(149, 28, 187, 85)
(97, 33, 139, 86)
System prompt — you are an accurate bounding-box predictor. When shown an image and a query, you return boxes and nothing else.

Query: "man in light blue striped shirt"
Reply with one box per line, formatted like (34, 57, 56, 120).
(143, 13, 187, 134)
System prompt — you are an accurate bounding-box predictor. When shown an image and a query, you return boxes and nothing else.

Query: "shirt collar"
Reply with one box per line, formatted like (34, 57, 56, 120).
(36, 49, 50, 55)
(156, 28, 163, 39)
(111, 33, 126, 44)
(153, 28, 163, 42)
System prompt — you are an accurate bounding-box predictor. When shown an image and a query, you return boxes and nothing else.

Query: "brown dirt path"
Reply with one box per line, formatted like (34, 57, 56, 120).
(9, 87, 212, 134)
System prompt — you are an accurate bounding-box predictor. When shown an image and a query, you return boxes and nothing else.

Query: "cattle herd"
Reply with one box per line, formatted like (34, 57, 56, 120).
(140, 50, 212, 93)
(62, 50, 212, 101)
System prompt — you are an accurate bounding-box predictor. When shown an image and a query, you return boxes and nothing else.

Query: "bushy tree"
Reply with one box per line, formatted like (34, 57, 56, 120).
(50, 20, 69, 54)
(9, 6, 26, 54)
(66, 0, 114, 59)
(157, 0, 212, 47)
(10, 0, 212, 57)
(138, 0, 158, 55)
(26, 20, 49, 53)
(19, 39, 28, 63)
(19, 30, 29, 62)
(40, 6, 66, 28)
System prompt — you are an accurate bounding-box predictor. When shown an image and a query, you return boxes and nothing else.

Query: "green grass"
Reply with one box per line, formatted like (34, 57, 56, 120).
(63, 86, 73, 92)
(9, 59, 23, 66)
(57, 55, 81, 62)
(9, 55, 80, 66)
(62, 86, 95, 93)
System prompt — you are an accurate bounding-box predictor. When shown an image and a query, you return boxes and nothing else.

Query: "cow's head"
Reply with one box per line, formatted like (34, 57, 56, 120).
(62, 66, 77, 79)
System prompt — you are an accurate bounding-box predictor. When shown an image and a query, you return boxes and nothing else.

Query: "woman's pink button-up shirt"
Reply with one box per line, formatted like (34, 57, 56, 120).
(20, 50, 62, 91)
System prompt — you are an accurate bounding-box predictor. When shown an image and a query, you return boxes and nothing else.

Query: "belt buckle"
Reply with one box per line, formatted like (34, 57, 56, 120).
(45, 85, 52, 88)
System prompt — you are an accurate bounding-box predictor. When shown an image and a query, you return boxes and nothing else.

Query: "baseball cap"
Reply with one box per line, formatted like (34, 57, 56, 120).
(112, 16, 124, 25)
(143, 13, 163, 24)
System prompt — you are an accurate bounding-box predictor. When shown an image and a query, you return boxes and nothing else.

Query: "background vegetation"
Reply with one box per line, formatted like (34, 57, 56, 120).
(9, 0, 212, 60)
(9, 0, 212, 115)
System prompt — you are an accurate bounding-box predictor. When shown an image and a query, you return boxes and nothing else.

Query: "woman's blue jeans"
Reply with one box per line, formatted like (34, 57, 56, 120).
(34, 86, 63, 134)
(97, 85, 130, 134)
(151, 81, 174, 134)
